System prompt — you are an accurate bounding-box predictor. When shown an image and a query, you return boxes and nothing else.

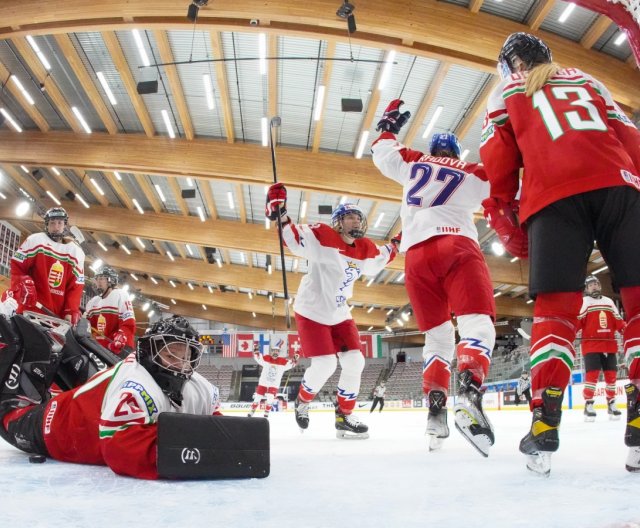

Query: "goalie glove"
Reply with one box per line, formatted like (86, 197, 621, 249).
(376, 99, 411, 134)
(482, 197, 528, 259)
(265, 183, 288, 221)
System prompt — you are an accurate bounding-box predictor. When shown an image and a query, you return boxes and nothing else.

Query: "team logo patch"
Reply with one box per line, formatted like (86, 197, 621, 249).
(181, 447, 201, 464)
(97, 314, 107, 335)
(121, 380, 158, 416)
(48, 260, 64, 289)
(621, 170, 640, 191)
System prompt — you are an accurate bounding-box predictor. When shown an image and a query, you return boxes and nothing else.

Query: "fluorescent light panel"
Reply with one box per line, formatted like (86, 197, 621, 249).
(10, 77, 34, 105)
(132, 29, 151, 66)
(558, 3, 576, 23)
(421, 106, 444, 139)
(313, 85, 326, 121)
(51, 167, 60, 176)
(121, 244, 131, 255)
(135, 237, 145, 249)
(132, 198, 144, 214)
(300, 200, 308, 219)
(378, 50, 396, 90)
(196, 206, 206, 222)
(261, 117, 269, 147)
(90, 178, 105, 196)
(154, 184, 166, 202)
(227, 191, 234, 209)
(161, 109, 175, 138)
(0, 109, 22, 132)
(71, 107, 92, 134)
(258, 33, 267, 75)
(26, 35, 51, 70)
(374, 212, 384, 228)
(96, 72, 117, 105)
(46, 191, 61, 205)
(97, 241, 108, 252)
(614, 32, 627, 46)
(203, 74, 215, 110)
(355, 130, 370, 159)
(75, 193, 90, 208)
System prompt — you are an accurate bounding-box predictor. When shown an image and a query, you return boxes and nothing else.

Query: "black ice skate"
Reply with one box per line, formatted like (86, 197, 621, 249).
(295, 398, 309, 432)
(624, 384, 640, 472)
(519, 387, 563, 477)
(335, 410, 369, 439)
(584, 400, 596, 422)
(425, 390, 449, 452)
(607, 398, 621, 421)
(453, 371, 494, 457)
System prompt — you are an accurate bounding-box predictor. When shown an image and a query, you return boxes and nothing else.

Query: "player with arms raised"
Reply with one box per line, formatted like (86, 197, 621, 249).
(371, 102, 496, 456)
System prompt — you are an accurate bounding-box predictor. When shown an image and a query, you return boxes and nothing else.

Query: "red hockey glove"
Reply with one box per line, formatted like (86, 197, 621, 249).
(376, 99, 411, 134)
(265, 183, 288, 221)
(63, 309, 82, 327)
(391, 231, 402, 248)
(12, 275, 37, 309)
(482, 197, 528, 259)
(108, 330, 128, 353)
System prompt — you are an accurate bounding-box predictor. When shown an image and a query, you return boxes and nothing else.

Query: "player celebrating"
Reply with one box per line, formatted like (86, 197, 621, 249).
(371, 103, 496, 456)
(480, 32, 640, 474)
(10, 207, 85, 324)
(85, 266, 136, 356)
(0, 316, 268, 479)
(248, 343, 298, 419)
(265, 188, 397, 438)
(578, 275, 626, 421)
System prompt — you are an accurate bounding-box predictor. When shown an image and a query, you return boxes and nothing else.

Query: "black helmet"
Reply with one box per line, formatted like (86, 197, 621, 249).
(584, 275, 602, 299)
(44, 207, 68, 242)
(95, 266, 119, 294)
(498, 32, 552, 79)
(136, 316, 203, 405)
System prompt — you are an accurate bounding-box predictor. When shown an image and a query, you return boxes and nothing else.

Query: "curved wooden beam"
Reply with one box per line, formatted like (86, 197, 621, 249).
(0, 0, 637, 108)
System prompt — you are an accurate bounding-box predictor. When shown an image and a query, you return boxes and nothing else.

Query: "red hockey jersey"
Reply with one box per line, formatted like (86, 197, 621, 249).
(577, 295, 626, 354)
(10, 232, 85, 318)
(42, 353, 220, 479)
(85, 288, 136, 347)
(480, 68, 640, 223)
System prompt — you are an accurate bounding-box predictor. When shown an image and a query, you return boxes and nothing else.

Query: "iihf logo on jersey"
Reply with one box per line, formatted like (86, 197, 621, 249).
(180, 447, 201, 464)
(621, 170, 640, 191)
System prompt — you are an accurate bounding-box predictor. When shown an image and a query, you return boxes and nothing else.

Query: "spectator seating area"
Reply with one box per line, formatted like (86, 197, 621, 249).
(384, 362, 422, 400)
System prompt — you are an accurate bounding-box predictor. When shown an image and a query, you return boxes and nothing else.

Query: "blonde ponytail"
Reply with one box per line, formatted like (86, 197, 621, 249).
(525, 62, 561, 96)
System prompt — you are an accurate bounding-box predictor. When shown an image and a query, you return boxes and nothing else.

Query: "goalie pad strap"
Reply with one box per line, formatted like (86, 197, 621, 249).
(157, 413, 270, 480)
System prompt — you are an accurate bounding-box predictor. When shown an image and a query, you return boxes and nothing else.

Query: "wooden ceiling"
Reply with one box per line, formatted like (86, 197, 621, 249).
(0, 0, 635, 331)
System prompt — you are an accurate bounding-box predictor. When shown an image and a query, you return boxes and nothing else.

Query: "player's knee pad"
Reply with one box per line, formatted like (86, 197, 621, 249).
(301, 355, 338, 395)
(423, 320, 456, 362)
(157, 413, 269, 479)
(337, 350, 365, 376)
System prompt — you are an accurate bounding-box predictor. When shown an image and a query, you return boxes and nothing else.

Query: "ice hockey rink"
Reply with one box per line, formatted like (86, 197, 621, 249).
(1, 407, 639, 528)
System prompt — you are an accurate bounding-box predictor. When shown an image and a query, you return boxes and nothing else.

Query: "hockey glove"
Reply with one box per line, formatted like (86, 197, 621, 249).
(391, 231, 402, 248)
(12, 275, 37, 309)
(482, 197, 528, 259)
(108, 330, 128, 353)
(63, 309, 82, 327)
(376, 99, 411, 134)
(265, 183, 288, 221)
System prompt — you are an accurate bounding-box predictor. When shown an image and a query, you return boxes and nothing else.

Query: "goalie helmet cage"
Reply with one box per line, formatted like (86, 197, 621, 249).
(573, 0, 640, 66)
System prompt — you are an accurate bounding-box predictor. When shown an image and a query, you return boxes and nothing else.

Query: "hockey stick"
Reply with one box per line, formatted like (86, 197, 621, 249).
(269, 116, 291, 329)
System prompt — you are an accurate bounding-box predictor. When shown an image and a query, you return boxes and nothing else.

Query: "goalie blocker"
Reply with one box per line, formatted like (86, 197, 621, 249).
(157, 413, 270, 479)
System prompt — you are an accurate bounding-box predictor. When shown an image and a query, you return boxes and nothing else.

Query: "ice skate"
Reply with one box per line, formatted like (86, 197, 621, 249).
(335, 410, 369, 439)
(295, 398, 309, 432)
(607, 398, 621, 421)
(453, 371, 494, 457)
(584, 400, 596, 422)
(624, 384, 640, 453)
(425, 390, 449, 452)
(519, 387, 563, 477)
(247, 409, 255, 418)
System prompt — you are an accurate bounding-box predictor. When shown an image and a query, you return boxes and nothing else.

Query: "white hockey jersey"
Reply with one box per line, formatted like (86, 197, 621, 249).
(85, 288, 136, 347)
(282, 222, 396, 325)
(254, 353, 294, 388)
(371, 133, 489, 252)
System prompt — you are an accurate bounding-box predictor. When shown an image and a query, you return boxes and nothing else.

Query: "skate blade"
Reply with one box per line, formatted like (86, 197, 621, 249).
(608, 414, 621, 421)
(336, 430, 370, 440)
(453, 408, 493, 457)
(428, 435, 445, 452)
(625, 447, 640, 472)
(584, 416, 596, 422)
(525, 452, 551, 477)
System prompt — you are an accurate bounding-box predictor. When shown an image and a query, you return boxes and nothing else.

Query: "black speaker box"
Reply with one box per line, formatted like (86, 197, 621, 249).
(341, 98, 363, 112)
(136, 80, 158, 95)
(181, 189, 196, 199)
(318, 205, 333, 215)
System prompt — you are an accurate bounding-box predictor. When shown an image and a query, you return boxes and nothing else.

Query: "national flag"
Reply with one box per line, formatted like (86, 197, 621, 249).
(221, 334, 237, 357)
(289, 333, 303, 357)
(254, 333, 270, 355)
(360, 334, 383, 358)
(237, 333, 254, 357)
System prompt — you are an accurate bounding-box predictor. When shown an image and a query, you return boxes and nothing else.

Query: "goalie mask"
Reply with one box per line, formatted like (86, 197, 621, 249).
(429, 132, 461, 159)
(584, 275, 602, 299)
(331, 203, 368, 240)
(137, 316, 204, 406)
(95, 266, 119, 294)
(497, 32, 552, 79)
(43, 207, 69, 242)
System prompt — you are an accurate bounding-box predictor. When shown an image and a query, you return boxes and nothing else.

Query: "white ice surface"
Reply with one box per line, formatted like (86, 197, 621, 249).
(1, 408, 640, 528)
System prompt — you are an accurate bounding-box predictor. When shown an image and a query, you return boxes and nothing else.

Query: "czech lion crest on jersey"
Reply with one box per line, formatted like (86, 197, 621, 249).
(48, 260, 64, 289)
